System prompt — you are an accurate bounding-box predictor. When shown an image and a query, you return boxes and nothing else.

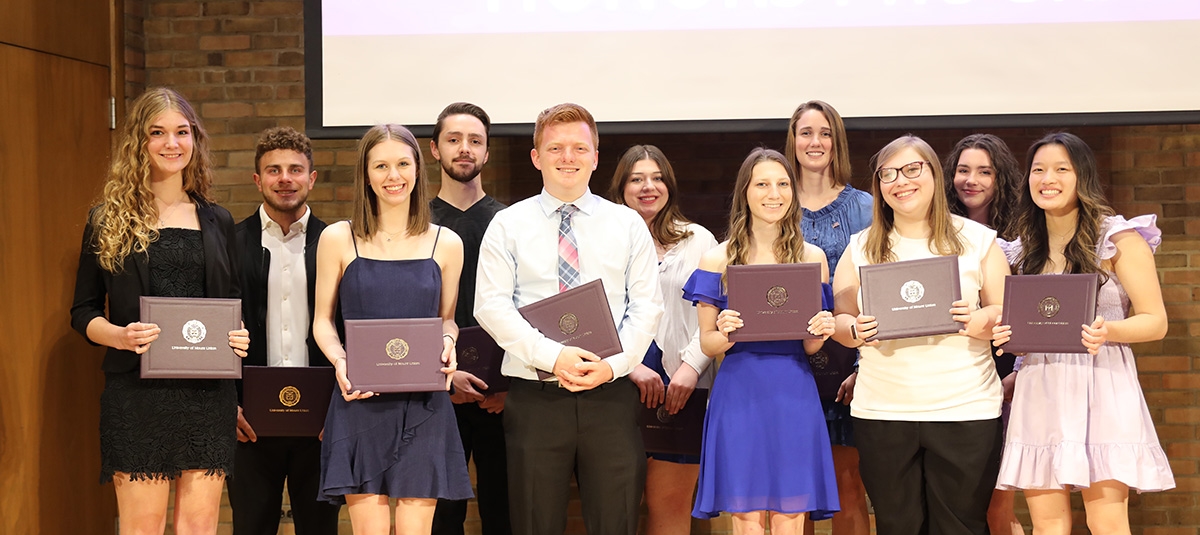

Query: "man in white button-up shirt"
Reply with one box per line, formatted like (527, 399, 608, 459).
(474, 104, 663, 535)
(230, 127, 340, 534)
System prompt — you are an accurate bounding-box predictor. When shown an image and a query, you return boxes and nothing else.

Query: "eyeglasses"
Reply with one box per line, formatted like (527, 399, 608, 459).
(876, 161, 930, 184)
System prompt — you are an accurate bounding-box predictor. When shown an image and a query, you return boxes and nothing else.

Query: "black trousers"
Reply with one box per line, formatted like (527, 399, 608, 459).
(504, 378, 646, 535)
(228, 436, 341, 535)
(853, 417, 1003, 535)
(432, 402, 512, 535)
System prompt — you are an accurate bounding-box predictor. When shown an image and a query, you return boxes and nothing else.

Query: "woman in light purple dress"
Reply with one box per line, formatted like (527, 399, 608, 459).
(993, 132, 1174, 535)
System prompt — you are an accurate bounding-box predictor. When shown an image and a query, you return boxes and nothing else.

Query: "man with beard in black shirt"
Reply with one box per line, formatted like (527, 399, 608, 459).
(428, 102, 510, 535)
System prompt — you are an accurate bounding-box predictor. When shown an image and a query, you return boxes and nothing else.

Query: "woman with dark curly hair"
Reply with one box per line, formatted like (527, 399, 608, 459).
(942, 133, 1026, 535)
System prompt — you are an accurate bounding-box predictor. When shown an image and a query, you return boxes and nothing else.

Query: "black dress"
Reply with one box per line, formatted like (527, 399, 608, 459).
(98, 228, 237, 482)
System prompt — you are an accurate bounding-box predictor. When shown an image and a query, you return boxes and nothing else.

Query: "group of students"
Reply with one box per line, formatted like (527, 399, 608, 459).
(71, 87, 1173, 535)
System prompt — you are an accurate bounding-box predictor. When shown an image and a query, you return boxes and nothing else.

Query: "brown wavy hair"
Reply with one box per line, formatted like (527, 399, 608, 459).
(607, 145, 693, 248)
(255, 126, 313, 173)
(90, 87, 214, 272)
(350, 125, 431, 240)
(784, 100, 852, 188)
(863, 135, 963, 264)
(1010, 132, 1113, 277)
(724, 148, 805, 286)
(942, 133, 1022, 240)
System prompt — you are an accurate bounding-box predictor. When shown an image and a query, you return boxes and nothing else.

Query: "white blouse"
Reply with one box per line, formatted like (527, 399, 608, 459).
(657, 222, 719, 387)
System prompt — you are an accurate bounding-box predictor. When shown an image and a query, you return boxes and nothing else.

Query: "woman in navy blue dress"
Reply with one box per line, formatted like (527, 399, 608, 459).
(687, 148, 840, 535)
(311, 124, 472, 534)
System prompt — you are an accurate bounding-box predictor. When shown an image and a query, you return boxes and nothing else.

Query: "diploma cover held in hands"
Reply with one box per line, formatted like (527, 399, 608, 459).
(241, 366, 336, 437)
(640, 388, 709, 456)
(456, 325, 510, 393)
(1003, 273, 1099, 354)
(726, 263, 823, 342)
(517, 279, 622, 380)
(343, 318, 445, 393)
(859, 256, 961, 341)
(139, 296, 242, 379)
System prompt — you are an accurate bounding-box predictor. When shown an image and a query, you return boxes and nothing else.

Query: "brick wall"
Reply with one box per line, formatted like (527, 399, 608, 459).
(129, 1, 1199, 533)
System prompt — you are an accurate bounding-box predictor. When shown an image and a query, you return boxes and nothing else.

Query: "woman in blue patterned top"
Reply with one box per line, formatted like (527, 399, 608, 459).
(784, 100, 872, 535)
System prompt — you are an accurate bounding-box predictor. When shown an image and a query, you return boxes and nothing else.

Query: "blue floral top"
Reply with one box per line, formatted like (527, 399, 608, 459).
(800, 185, 873, 282)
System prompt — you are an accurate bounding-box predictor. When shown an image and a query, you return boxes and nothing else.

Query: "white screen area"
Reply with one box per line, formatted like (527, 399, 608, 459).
(316, 0, 1200, 129)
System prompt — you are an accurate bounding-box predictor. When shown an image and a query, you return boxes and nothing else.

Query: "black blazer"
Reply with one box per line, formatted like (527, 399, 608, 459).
(234, 209, 330, 369)
(70, 197, 242, 373)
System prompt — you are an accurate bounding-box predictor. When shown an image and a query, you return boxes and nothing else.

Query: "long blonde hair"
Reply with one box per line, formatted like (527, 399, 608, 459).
(724, 148, 805, 285)
(863, 135, 963, 264)
(91, 87, 214, 272)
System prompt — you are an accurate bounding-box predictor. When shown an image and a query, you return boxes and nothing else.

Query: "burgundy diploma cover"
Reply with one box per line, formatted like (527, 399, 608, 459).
(517, 279, 622, 380)
(343, 317, 446, 393)
(1003, 273, 1099, 354)
(139, 296, 242, 379)
(859, 256, 961, 341)
(241, 366, 335, 437)
(726, 263, 823, 342)
(639, 388, 709, 456)
(456, 325, 510, 393)
(808, 339, 857, 400)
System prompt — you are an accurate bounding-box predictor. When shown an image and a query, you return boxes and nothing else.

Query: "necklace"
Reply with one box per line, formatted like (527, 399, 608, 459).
(156, 198, 186, 227)
(379, 227, 405, 242)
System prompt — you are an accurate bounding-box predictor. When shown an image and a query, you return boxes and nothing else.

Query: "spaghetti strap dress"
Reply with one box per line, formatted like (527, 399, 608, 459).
(996, 215, 1175, 492)
(318, 228, 473, 504)
(684, 269, 840, 519)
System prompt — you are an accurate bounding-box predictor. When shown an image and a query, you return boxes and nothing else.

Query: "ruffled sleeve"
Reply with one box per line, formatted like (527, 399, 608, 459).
(681, 269, 727, 309)
(997, 237, 1023, 266)
(1099, 214, 1161, 259)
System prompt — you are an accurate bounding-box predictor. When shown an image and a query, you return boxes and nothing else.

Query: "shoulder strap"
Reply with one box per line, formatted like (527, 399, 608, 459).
(430, 225, 442, 258)
(350, 222, 359, 258)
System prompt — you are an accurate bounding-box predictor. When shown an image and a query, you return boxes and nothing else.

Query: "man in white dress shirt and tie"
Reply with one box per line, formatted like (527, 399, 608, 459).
(474, 103, 663, 535)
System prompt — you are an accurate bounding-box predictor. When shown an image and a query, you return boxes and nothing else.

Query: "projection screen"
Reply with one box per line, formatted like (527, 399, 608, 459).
(303, 0, 1200, 137)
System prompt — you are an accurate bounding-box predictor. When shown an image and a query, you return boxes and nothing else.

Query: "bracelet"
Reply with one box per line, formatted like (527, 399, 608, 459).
(850, 324, 859, 341)
(443, 334, 457, 345)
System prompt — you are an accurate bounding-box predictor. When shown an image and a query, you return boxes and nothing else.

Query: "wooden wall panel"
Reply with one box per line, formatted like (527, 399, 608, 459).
(0, 43, 115, 534)
(0, 0, 110, 66)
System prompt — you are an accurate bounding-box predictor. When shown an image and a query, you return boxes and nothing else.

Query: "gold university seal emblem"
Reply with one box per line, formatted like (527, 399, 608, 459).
(766, 285, 788, 308)
(386, 338, 410, 360)
(461, 346, 479, 364)
(809, 350, 828, 370)
(1038, 296, 1061, 319)
(559, 313, 579, 335)
(279, 386, 301, 407)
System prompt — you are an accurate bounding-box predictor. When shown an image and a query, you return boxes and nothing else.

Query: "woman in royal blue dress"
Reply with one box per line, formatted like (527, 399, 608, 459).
(686, 148, 840, 535)
(311, 124, 472, 534)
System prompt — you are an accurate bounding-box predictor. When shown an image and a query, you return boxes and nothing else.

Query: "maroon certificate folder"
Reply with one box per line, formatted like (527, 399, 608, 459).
(241, 366, 335, 437)
(139, 296, 242, 379)
(808, 339, 856, 400)
(343, 318, 446, 393)
(726, 263, 823, 342)
(456, 325, 510, 393)
(859, 256, 961, 341)
(518, 279, 622, 380)
(640, 389, 709, 456)
(1003, 273, 1099, 354)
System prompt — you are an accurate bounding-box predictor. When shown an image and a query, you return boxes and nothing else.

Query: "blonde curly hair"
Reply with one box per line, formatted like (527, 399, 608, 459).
(91, 87, 214, 272)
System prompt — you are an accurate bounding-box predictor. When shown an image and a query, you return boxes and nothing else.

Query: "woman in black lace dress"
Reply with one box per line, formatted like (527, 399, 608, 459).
(70, 87, 249, 535)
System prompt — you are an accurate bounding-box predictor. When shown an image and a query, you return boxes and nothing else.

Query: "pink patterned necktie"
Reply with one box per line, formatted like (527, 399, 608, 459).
(557, 204, 581, 293)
